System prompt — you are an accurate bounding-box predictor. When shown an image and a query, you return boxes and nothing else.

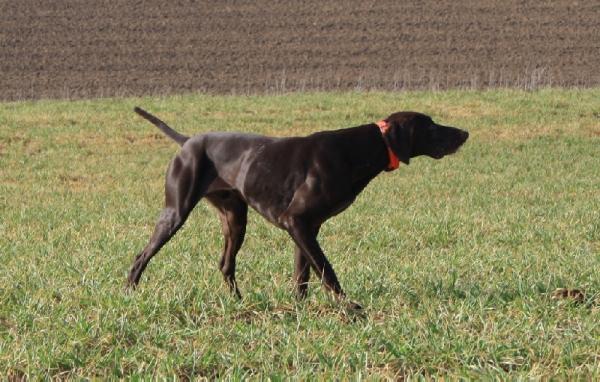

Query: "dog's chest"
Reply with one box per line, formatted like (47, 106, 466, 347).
(326, 195, 357, 219)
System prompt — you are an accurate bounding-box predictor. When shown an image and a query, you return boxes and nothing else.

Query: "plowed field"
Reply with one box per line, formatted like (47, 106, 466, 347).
(1, 1, 599, 100)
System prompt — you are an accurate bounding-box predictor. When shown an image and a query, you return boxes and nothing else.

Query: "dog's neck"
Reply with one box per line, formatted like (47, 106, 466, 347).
(334, 124, 395, 187)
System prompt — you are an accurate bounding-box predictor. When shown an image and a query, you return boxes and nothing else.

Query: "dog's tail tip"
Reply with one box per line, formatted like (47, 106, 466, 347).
(133, 106, 189, 147)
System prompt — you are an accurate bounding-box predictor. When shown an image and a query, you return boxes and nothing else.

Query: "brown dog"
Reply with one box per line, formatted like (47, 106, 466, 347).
(127, 108, 468, 308)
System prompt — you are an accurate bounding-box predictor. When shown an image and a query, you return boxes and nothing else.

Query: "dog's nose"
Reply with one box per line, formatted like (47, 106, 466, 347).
(461, 130, 469, 142)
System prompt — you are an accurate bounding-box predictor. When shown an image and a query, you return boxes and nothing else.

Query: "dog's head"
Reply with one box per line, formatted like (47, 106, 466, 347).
(381, 112, 469, 165)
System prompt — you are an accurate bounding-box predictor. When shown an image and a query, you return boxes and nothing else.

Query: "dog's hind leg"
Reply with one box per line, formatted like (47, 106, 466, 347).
(127, 207, 188, 287)
(206, 191, 248, 298)
(127, 150, 214, 288)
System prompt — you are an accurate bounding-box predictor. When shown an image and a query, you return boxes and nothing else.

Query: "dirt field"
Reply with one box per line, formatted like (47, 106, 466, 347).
(1, 1, 598, 101)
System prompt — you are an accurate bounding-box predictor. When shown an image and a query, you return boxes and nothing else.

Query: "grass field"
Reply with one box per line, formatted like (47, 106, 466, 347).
(1, 89, 599, 378)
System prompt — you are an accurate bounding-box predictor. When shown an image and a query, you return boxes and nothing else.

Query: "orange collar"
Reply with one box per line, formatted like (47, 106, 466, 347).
(376, 120, 400, 170)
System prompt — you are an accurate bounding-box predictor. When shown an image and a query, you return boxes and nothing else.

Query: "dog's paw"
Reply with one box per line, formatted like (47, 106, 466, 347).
(345, 300, 363, 311)
(124, 280, 137, 294)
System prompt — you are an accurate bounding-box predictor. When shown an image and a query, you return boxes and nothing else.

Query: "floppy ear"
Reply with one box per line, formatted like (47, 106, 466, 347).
(384, 121, 412, 165)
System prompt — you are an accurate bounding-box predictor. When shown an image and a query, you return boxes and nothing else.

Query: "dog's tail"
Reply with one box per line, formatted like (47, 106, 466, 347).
(133, 107, 189, 146)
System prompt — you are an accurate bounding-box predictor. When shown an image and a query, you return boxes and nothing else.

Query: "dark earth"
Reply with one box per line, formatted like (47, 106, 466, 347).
(1, 1, 598, 101)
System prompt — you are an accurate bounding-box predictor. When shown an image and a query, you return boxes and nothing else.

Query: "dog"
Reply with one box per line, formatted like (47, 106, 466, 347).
(127, 107, 468, 309)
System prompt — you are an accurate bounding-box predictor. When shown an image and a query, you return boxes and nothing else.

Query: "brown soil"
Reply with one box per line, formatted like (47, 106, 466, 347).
(1, 1, 598, 101)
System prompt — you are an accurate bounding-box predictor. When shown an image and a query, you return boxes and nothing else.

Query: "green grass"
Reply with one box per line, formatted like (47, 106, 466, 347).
(1, 89, 599, 379)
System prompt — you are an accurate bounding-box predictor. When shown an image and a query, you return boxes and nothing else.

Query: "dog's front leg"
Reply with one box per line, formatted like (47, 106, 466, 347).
(284, 217, 360, 309)
(293, 225, 320, 300)
(294, 245, 311, 299)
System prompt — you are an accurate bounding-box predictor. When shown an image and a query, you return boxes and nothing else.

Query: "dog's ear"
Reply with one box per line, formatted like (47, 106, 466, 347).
(385, 120, 413, 165)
